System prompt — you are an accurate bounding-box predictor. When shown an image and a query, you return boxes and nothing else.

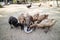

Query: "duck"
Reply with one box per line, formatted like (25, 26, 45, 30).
(18, 14, 26, 30)
(27, 3, 32, 8)
(38, 4, 41, 7)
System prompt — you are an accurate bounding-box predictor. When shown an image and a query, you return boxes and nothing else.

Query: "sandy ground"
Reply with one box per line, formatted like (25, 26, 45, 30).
(0, 2, 60, 40)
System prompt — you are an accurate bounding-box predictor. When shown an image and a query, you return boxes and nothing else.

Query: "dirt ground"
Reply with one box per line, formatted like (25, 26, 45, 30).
(0, 2, 60, 40)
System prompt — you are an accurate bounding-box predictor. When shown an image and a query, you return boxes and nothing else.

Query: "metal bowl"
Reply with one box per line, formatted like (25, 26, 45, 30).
(24, 26, 34, 33)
